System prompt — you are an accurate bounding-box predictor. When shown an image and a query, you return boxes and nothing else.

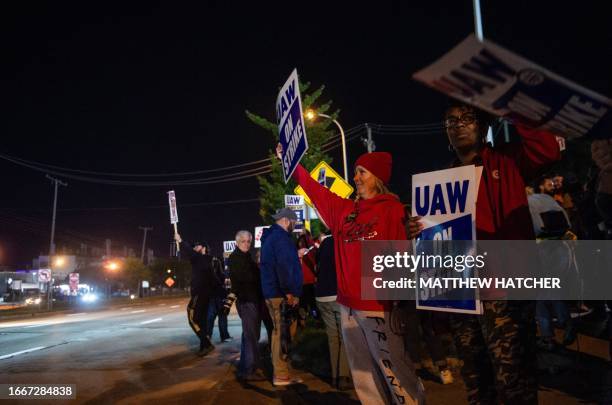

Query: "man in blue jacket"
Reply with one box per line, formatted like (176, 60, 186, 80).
(260, 207, 303, 386)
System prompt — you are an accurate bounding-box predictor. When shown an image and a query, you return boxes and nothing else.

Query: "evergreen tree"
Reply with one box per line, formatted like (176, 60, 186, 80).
(246, 80, 341, 229)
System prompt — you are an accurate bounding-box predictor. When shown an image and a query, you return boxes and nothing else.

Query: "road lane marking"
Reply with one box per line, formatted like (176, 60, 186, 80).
(67, 312, 87, 316)
(130, 310, 146, 314)
(140, 318, 162, 325)
(0, 346, 46, 360)
(23, 324, 48, 328)
(158, 303, 166, 306)
(120, 307, 129, 311)
(169, 305, 180, 309)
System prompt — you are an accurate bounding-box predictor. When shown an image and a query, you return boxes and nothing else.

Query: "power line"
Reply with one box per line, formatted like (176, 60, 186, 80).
(0, 125, 365, 186)
(0, 124, 368, 183)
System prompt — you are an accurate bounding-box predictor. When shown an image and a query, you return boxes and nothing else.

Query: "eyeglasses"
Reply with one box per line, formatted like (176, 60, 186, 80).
(444, 113, 477, 128)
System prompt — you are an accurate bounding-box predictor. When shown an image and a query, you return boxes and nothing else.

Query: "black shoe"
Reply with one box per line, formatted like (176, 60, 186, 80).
(562, 326, 577, 346)
(241, 370, 267, 382)
(198, 345, 215, 357)
(337, 376, 353, 391)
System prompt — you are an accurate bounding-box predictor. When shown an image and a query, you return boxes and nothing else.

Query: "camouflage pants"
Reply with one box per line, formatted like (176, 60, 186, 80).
(451, 300, 538, 405)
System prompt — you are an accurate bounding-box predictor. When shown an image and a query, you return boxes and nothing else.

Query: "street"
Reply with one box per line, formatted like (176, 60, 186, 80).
(1, 297, 608, 404)
(0, 297, 244, 404)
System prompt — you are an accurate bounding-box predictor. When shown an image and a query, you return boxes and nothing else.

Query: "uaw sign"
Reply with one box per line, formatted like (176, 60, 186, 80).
(167, 191, 179, 224)
(284, 195, 305, 232)
(277, 69, 309, 182)
(412, 165, 482, 314)
(413, 35, 612, 139)
(223, 240, 237, 254)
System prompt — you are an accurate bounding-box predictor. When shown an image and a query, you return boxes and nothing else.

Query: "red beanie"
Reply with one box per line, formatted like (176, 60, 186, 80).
(354, 152, 392, 184)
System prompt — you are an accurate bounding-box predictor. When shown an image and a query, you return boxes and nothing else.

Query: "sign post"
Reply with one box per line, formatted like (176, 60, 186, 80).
(167, 190, 180, 253)
(277, 69, 309, 182)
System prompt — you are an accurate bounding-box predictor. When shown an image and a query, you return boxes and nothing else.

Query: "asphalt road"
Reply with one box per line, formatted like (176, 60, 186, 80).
(0, 297, 244, 404)
(0, 298, 607, 404)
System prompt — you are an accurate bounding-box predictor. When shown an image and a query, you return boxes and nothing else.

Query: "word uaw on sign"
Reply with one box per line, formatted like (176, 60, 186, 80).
(413, 35, 612, 139)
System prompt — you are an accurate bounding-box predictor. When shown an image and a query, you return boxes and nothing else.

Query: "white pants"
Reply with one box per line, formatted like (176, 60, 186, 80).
(340, 304, 425, 405)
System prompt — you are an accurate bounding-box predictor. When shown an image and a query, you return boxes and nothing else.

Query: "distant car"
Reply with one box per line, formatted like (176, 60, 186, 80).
(22, 289, 43, 306)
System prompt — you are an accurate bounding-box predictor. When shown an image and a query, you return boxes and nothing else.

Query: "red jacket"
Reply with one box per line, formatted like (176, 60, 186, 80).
(473, 125, 561, 240)
(301, 248, 317, 285)
(473, 125, 560, 299)
(293, 165, 406, 311)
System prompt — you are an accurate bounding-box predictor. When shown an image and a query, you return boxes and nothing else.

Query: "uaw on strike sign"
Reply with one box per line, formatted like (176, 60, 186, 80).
(277, 69, 308, 182)
(412, 165, 482, 314)
(413, 35, 612, 139)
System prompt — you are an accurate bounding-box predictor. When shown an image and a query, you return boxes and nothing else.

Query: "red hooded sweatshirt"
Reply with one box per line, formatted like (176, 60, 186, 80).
(293, 165, 406, 311)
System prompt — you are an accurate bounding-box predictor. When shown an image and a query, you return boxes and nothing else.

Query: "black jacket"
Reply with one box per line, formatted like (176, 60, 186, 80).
(181, 241, 220, 297)
(314, 235, 337, 298)
(228, 248, 262, 303)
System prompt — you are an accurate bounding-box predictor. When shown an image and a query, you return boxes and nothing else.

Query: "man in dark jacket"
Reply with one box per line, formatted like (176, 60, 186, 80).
(206, 255, 232, 343)
(260, 208, 303, 386)
(314, 229, 352, 390)
(175, 233, 216, 356)
(229, 230, 266, 381)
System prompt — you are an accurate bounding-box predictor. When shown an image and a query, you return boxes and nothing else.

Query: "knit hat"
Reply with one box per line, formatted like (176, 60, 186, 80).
(354, 152, 392, 184)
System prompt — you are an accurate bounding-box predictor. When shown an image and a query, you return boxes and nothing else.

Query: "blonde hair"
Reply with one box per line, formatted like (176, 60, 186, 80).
(355, 177, 398, 201)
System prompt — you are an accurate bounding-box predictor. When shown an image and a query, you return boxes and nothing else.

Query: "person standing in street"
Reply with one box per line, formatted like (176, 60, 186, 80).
(175, 233, 216, 356)
(260, 208, 304, 386)
(206, 254, 233, 343)
(229, 230, 267, 382)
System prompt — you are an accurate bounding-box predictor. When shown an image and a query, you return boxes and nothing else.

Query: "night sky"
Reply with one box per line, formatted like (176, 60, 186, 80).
(1, 2, 610, 266)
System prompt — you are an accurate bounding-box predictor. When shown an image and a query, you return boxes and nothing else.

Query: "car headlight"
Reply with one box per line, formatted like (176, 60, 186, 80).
(82, 293, 97, 302)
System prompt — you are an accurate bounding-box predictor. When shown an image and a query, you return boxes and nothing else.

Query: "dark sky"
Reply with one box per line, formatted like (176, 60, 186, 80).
(1, 1, 610, 266)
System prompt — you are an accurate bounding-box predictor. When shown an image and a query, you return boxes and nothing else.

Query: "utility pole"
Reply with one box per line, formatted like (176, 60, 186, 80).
(46, 175, 67, 256)
(139, 226, 153, 263)
(362, 123, 376, 153)
(46, 175, 67, 311)
(138, 226, 152, 299)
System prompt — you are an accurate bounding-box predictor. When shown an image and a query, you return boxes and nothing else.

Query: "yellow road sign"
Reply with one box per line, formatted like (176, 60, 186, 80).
(294, 161, 353, 207)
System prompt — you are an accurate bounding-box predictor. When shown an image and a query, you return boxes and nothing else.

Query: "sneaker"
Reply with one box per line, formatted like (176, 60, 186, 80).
(222, 336, 234, 342)
(439, 369, 454, 385)
(272, 375, 303, 386)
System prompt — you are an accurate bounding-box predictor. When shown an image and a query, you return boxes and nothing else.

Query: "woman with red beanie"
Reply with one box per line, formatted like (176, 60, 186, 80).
(276, 145, 425, 405)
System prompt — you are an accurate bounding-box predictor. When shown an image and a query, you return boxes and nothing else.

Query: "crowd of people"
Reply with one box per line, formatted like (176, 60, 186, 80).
(175, 101, 611, 405)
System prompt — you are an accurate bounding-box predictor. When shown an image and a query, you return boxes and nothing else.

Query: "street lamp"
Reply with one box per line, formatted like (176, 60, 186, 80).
(305, 109, 348, 182)
(105, 261, 119, 271)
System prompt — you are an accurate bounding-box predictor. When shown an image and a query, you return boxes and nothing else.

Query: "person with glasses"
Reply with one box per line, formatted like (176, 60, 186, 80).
(408, 100, 561, 405)
(277, 144, 425, 405)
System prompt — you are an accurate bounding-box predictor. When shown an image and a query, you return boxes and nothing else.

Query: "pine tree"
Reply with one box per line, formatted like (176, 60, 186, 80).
(246, 80, 341, 228)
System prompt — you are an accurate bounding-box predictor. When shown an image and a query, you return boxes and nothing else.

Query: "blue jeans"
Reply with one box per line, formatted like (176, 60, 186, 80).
(236, 300, 262, 376)
(536, 300, 570, 338)
(207, 296, 230, 340)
